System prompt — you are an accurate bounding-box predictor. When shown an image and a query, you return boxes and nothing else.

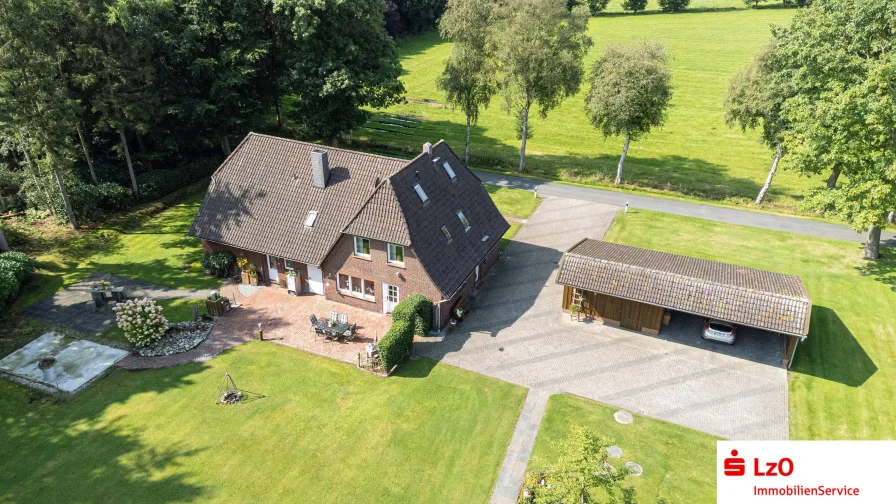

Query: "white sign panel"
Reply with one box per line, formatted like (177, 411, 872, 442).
(717, 441, 895, 503)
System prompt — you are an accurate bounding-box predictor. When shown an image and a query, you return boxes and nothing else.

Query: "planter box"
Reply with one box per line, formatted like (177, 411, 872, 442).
(206, 297, 229, 317)
(286, 274, 297, 294)
(240, 270, 258, 286)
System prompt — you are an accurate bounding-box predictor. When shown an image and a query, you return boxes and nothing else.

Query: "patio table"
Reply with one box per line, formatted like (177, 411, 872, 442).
(319, 318, 350, 340)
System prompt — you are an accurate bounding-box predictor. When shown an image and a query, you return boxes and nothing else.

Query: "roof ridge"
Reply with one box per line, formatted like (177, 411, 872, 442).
(245, 132, 410, 165)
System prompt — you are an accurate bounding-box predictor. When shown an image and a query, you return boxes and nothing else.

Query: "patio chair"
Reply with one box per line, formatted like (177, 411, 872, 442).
(342, 323, 357, 341)
(330, 311, 338, 323)
(313, 326, 327, 340)
(340, 313, 348, 324)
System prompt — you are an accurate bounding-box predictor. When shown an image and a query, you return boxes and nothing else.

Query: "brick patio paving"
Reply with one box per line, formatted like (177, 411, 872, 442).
(119, 281, 393, 370)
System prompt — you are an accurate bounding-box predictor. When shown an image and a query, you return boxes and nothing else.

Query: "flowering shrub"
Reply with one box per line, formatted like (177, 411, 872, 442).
(113, 298, 169, 347)
(236, 256, 249, 270)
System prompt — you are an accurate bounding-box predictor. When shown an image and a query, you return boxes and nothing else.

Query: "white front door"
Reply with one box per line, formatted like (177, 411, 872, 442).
(267, 255, 279, 282)
(383, 283, 399, 314)
(307, 265, 324, 295)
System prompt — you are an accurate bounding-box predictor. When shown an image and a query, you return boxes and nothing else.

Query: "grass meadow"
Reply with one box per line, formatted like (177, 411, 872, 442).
(358, 2, 813, 212)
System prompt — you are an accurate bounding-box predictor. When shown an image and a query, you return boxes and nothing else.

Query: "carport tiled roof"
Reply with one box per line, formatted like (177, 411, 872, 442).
(557, 239, 812, 336)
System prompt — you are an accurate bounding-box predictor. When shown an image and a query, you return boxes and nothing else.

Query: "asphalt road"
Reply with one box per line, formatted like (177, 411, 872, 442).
(476, 170, 895, 247)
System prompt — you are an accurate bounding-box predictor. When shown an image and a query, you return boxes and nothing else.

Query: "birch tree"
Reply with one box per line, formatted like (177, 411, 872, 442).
(585, 41, 672, 185)
(493, 0, 591, 172)
(725, 43, 791, 204)
(437, 0, 496, 163)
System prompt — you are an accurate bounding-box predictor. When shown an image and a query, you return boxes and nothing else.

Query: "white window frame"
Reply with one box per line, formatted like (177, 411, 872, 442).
(337, 273, 375, 301)
(457, 211, 471, 232)
(304, 210, 319, 227)
(442, 161, 456, 180)
(353, 236, 371, 257)
(413, 183, 429, 203)
(284, 259, 295, 270)
(387, 243, 405, 265)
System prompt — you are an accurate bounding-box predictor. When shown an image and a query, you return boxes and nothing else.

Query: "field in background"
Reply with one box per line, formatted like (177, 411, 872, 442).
(604, 210, 896, 440)
(360, 3, 812, 212)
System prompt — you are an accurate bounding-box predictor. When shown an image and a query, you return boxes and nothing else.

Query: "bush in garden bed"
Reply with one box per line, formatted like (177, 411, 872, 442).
(378, 320, 414, 371)
(200, 251, 236, 277)
(0, 252, 35, 303)
(69, 182, 133, 223)
(390, 294, 433, 337)
(113, 298, 169, 347)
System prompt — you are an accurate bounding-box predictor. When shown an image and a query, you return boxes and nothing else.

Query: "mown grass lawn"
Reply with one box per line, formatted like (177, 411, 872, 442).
(528, 394, 718, 503)
(603, 210, 896, 440)
(485, 185, 541, 220)
(0, 342, 526, 503)
(359, 2, 812, 212)
(9, 193, 220, 312)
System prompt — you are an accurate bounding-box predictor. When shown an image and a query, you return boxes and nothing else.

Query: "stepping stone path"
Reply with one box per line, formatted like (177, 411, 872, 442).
(626, 462, 643, 476)
(606, 446, 623, 459)
(614, 410, 634, 424)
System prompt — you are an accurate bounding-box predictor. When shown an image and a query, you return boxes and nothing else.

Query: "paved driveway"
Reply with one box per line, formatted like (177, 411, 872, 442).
(417, 196, 789, 440)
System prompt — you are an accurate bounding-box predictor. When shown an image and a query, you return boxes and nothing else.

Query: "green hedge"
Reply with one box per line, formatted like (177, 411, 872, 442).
(378, 320, 414, 371)
(0, 251, 34, 304)
(390, 294, 433, 337)
(69, 181, 133, 223)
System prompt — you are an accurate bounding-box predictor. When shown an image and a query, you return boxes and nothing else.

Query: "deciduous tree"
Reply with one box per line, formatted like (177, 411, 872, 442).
(437, 0, 496, 163)
(773, 0, 896, 259)
(622, 0, 649, 13)
(725, 42, 791, 204)
(493, 0, 592, 171)
(585, 41, 673, 185)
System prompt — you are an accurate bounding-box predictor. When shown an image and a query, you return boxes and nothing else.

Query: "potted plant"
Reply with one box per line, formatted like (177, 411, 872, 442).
(248, 264, 259, 286)
(237, 256, 251, 284)
(205, 290, 230, 317)
(569, 303, 581, 322)
(37, 357, 57, 382)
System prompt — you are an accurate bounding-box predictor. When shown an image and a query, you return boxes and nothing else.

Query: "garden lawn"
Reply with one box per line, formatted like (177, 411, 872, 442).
(603, 210, 896, 440)
(0, 342, 526, 503)
(359, 3, 813, 211)
(485, 185, 541, 220)
(9, 193, 221, 311)
(528, 394, 718, 503)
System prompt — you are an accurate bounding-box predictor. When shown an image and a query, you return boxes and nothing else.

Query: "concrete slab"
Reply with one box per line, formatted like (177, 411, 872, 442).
(0, 332, 129, 393)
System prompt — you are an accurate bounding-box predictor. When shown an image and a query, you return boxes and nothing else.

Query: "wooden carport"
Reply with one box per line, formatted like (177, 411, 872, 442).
(557, 239, 812, 368)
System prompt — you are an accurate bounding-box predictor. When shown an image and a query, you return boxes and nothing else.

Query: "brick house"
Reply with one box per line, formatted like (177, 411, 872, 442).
(189, 133, 509, 330)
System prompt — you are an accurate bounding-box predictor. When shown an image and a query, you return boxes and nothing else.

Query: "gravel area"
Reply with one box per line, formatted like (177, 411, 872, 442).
(136, 321, 214, 357)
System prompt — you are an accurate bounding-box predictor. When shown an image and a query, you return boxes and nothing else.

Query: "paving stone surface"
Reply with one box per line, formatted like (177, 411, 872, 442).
(417, 196, 789, 440)
(489, 389, 550, 504)
(21, 272, 207, 335)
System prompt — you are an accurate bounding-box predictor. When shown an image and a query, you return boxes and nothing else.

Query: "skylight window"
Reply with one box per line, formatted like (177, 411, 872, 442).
(481, 235, 490, 242)
(457, 211, 470, 232)
(414, 183, 429, 203)
(442, 161, 456, 180)
(440, 225, 452, 242)
(304, 210, 319, 227)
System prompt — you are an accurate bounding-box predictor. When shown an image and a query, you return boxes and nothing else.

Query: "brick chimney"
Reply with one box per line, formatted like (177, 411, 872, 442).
(311, 149, 330, 189)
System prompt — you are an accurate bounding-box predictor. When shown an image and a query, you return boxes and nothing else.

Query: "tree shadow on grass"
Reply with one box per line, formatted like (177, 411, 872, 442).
(855, 246, 896, 292)
(354, 115, 773, 204)
(791, 305, 877, 388)
(0, 363, 211, 503)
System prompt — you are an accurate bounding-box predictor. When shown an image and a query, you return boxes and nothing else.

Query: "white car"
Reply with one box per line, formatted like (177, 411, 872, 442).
(702, 320, 736, 345)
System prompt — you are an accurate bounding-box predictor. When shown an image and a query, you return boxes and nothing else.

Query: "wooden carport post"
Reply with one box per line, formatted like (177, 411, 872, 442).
(783, 334, 801, 369)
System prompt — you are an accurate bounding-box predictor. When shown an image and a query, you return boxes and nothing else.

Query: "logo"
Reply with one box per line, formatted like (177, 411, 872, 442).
(723, 449, 794, 477)
(724, 449, 746, 477)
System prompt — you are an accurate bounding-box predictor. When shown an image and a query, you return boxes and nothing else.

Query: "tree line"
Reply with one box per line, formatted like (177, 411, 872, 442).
(0, 0, 405, 228)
